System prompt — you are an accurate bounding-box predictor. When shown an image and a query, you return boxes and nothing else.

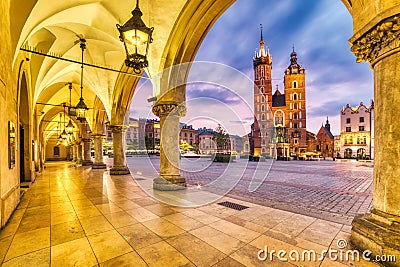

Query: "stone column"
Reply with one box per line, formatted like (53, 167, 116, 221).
(110, 126, 130, 175)
(152, 103, 186, 190)
(76, 142, 82, 165)
(92, 135, 106, 169)
(82, 137, 93, 166)
(66, 146, 71, 161)
(350, 15, 400, 264)
(72, 144, 77, 162)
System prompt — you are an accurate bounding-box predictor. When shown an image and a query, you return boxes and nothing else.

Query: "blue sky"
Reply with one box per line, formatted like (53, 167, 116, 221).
(131, 0, 373, 136)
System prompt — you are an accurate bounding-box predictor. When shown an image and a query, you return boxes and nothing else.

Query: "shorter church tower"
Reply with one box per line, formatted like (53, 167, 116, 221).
(284, 48, 307, 155)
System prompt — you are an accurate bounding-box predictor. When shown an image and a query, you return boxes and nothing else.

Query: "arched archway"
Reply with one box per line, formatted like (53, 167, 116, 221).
(18, 71, 33, 183)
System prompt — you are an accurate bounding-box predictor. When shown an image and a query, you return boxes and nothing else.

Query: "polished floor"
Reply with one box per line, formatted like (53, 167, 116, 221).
(0, 162, 379, 266)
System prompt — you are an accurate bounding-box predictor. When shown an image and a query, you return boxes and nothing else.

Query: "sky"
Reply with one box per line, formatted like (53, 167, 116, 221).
(130, 0, 374, 136)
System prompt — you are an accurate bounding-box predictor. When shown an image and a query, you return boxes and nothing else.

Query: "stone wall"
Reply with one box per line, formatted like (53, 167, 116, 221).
(0, 0, 20, 227)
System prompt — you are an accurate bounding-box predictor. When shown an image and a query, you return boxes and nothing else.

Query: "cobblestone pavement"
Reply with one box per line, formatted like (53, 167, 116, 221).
(124, 157, 373, 225)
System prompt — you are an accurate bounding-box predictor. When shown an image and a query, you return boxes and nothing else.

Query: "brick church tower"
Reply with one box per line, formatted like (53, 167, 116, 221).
(249, 25, 307, 158)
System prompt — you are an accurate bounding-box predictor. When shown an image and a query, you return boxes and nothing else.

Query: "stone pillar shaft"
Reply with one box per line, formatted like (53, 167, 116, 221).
(93, 135, 106, 169)
(152, 103, 186, 190)
(82, 138, 93, 166)
(110, 126, 130, 175)
(349, 14, 400, 266)
(76, 143, 82, 164)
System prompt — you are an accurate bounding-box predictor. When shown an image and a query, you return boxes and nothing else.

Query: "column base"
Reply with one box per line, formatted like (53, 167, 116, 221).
(153, 177, 186, 191)
(110, 166, 130, 175)
(351, 209, 400, 267)
(92, 163, 107, 169)
(82, 160, 93, 166)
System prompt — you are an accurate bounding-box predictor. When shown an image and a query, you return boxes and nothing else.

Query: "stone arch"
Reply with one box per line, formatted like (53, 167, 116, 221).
(17, 68, 33, 183)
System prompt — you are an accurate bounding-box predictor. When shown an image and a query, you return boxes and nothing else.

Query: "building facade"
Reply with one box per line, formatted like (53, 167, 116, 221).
(337, 101, 374, 159)
(250, 27, 307, 158)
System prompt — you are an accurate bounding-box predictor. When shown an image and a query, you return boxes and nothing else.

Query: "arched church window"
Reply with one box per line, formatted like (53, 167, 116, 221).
(261, 105, 265, 112)
(261, 87, 264, 93)
(262, 114, 265, 121)
(293, 81, 298, 88)
(261, 96, 265, 103)
(293, 93, 298, 100)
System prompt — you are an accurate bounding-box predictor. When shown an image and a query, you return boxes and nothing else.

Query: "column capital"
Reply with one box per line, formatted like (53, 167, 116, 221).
(152, 102, 186, 118)
(109, 125, 128, 133)
(350, 15, 400, 65)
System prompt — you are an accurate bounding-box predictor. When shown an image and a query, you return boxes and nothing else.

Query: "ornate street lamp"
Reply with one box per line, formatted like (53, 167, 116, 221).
(116, 0, 154, 73)
(66, 83, 75, 135)
(61, 104, 68, 139)
(75, 38, 88, 122)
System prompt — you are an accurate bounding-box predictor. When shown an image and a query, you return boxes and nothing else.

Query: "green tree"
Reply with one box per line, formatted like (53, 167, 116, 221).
(213, 124, 229, 152)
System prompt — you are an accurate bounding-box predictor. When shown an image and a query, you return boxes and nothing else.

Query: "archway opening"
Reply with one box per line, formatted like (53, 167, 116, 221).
(18, 72, 31, 183)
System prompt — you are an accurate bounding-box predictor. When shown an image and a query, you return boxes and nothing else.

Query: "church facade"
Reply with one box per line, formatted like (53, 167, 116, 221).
(249, 27, 307, 158)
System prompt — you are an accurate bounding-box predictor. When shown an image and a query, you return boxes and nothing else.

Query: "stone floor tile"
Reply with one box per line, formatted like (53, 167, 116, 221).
(224, 215, 269, 233)
(51, 210, 78, 225)
(95, 203, 123, 214)
(231, 243, 296, 267)
(17, 213, 50, 233)
(297, 219, 342, 247)
(190, 225, 245, 254)
(80, 215, 114, 235)
(99, 251, 147, 267)
(167, 232, 226, 267)
(125, 207, 159, 222)
(137, 240, 194, 267)
(50, 202, 75, 213)
(1, 248, 50, 267)
(51, 237, 97, 267)
(24, 205, 51, 216)
(103, 211, 138, 228)
(272, 214, 317, 237)
(182, 209, 221, 224)
(117, 223, 163, 249)
(163, 213, 205, 231)
(88, 230, 133, 263)
(111, 199, 141, 210)
(75, 206, 102, 219)
(142, 218, 186, 238)
(4, 227, 50, 261)
(0, 221, 20, 239)
(209, 219, 260, 243)
(0, 236, 13, 263)
(50, 219, 85, 246)
(212, 257, 246, 267)
(145, 204, 179, 217)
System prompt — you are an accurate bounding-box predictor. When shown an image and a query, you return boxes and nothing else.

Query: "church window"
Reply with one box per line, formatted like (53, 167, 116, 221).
(260, 87, 264, 93)
(261, 66, 265, 77)
(293, 93, 298, 100)
(346, 118, 351, 124)
(294, 123, 298, 128)
(293, 103, 298, 110)
(262, 114, 265, 121)
(294, 139, 298, 144)
(294, 113, 298, 120)
(262, 139, 266, 145)
(274, 111, 284, 126)
(293, 81, 298, 88)
(261, 80, 264, 85)
(261, 96, 265, 103)
(261, 105, 265, 112)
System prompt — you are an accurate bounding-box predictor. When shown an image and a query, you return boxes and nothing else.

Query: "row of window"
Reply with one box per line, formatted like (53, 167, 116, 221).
(344, 136, 367, 145)
(346, 117, 365, 124)
(346, 126, 365, 132)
